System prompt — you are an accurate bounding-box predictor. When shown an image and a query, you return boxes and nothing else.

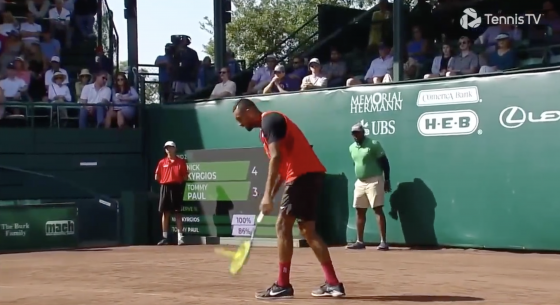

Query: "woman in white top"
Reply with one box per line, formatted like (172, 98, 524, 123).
(104, 72, 138, 128)
(424, 42, 454, 79)
(48, 71, 71, 118)
(301, 58, 327, 91)
(0, 12, 18, 37)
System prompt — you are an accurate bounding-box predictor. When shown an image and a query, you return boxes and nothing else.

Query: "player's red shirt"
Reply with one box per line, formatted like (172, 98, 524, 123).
(260, 111, 326, 183)
(155, 156, 187, 184)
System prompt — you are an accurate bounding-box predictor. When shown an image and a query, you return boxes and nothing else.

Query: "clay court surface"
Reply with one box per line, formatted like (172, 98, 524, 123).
(1, 246, 560, 304)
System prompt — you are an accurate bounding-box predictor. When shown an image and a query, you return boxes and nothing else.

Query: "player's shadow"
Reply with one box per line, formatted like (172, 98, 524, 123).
(214, 186, 233, 237)
(389, 178, 439, 248)
(342, 295, 484, 302)
(317, 173, 349, 245)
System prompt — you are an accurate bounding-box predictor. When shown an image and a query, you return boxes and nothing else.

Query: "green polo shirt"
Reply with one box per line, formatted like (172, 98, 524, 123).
(349, 138, 385, 180)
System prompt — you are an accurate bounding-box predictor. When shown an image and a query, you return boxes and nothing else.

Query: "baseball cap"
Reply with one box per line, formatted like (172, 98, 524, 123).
(163, 141, 176, 148)
(51, 56, 60, 62)
(495, 33, 510, 40)
(351, 123, 365, 132)
(274, 64, 285, 72)
(266, 55, 277, 62)
(309, 58, 320, 65)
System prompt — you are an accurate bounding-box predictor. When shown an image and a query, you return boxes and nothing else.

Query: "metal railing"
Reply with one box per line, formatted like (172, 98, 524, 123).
(97, 0, 119, 71)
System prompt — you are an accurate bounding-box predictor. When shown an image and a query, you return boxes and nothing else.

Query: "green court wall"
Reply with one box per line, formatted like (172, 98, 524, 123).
(146, 69, 560, 251)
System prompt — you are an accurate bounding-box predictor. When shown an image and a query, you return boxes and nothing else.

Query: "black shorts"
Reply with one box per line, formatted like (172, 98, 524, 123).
(280, 172, 325, 222)
(159, 183, 184, 213)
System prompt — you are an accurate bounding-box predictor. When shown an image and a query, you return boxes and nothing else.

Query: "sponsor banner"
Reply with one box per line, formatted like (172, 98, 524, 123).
(499, 106, 560, 129)
(417, 87, 480, 107)
(417, 110, 479, 136)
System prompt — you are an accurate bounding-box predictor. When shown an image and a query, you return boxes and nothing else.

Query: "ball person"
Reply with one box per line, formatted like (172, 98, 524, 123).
(155, 141, 188, 245)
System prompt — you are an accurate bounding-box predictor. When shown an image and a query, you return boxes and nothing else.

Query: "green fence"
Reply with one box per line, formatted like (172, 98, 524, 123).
(146, 68, 560, 251)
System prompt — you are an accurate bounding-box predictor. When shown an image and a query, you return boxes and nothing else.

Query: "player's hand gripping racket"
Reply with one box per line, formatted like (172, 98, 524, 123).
(215, 212, 264, 275)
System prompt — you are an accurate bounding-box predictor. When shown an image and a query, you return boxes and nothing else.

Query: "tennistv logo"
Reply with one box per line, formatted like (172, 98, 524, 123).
(460, 8, 542, 29)
(417, 110, 479, 137)
(417, 87, 481, 107)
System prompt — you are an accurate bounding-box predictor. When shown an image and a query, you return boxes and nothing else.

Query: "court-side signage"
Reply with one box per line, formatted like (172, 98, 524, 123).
(417, 87, 481, 107)
(417, 110, 479, 137)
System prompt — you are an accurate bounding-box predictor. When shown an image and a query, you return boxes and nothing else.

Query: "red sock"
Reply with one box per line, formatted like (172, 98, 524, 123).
(277, 262, 291, 287)
(321, 261, 339, 285)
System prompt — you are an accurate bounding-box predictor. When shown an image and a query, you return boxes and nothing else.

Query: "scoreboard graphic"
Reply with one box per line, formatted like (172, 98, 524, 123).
(170, 147, 300, 239)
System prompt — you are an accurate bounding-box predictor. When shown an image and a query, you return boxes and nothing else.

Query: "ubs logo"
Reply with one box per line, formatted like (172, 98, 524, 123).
(417, 110, 479, 137)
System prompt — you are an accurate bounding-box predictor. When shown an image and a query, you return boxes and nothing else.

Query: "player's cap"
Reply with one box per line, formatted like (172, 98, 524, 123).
(163, 141, 176, 148)
(495, 33, 510, 40)
(351, 123, 365, 132)
(309, 58, 320, 66)
(274, 64, 285, 72)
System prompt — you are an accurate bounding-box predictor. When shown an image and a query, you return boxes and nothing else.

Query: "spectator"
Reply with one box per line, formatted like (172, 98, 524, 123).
(40, 30, 61, 60)
(210, 66, 236, 99)
(91, 46, 113, 83)
(0, 32, 23, 77)
(154, 44, 172, 102)
(479, 34, 516, 73)
(75, 68, 91, 100)
(285, 56, 307, 90)
(394, 50, 418, 80)
(446, 36, 479, 77)
(49, 0, 72, 48)
(63, 0, 74, 13)
(245, 55, 276, 94)
(0, 87, 4, 119)
(105, 72, 138, 128)
(14, 57, 30, 85)
(173, 36, 199, 97)
(476, 22, 521, 53)
(73, 0, 97, 38)
(197, 56, 218, 89)
(47, 71, 71, 117)
(0, 12, 19, 37)
(369, 0, 391, 48)
(20, 11, 42, 47)
(28, 0, 51, 20)
(78, 71, 111, 128)
(323, 48, 348, 87)
(45, 56, 69, 87)
(0, 63, 29, 115)
(347, 44, 393, 86)
(540, 1, 560, 42)
(25, 43, 47, 101)
(407, 26, 428, 66)
(301, 58, 327, 90)
(424, 42, 454, 79)
(226, 49, 241, 77)
(263, 64, 298, 94)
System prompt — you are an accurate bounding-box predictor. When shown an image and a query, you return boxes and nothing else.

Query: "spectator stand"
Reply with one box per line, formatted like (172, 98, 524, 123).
(0, 0, 121, 129)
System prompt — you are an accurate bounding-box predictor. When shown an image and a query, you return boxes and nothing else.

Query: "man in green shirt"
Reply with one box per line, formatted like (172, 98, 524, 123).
(347, 123, 392, 250)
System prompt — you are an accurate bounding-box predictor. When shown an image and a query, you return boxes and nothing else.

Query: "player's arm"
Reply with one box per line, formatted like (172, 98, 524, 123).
(271, 174, 283, 198)
(262, 113, 287, 200)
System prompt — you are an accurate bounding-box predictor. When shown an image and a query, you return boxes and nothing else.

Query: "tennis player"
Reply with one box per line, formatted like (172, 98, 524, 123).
(233, 98, 345, 299)
(155, 141, 188, 245)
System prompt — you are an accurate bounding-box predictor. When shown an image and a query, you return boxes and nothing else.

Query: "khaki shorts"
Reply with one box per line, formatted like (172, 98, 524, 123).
(353, 176, 385, 209)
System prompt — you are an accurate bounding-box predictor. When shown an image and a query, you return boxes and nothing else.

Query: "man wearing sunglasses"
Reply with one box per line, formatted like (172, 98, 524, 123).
(446, 36, 479, 76)
(210, 67, 236, 99)
(78, 71, 111, 128)
(263, 65, 297, 94)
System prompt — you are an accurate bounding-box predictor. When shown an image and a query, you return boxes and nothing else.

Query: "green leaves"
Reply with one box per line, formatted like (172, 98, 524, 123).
(200, 0, 377, 66)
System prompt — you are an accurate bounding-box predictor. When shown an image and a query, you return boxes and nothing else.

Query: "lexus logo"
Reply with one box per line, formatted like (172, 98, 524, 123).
(499, 106, 560, 129)
(499, 106, 526, 128)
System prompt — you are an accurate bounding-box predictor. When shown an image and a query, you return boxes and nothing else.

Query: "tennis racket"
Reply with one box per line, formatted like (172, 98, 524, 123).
(215, 212, 264, 275)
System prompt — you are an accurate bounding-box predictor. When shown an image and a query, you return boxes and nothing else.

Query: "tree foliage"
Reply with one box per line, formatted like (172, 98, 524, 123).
(199, 0, 377, 66)
(118, 61, 159, 104)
